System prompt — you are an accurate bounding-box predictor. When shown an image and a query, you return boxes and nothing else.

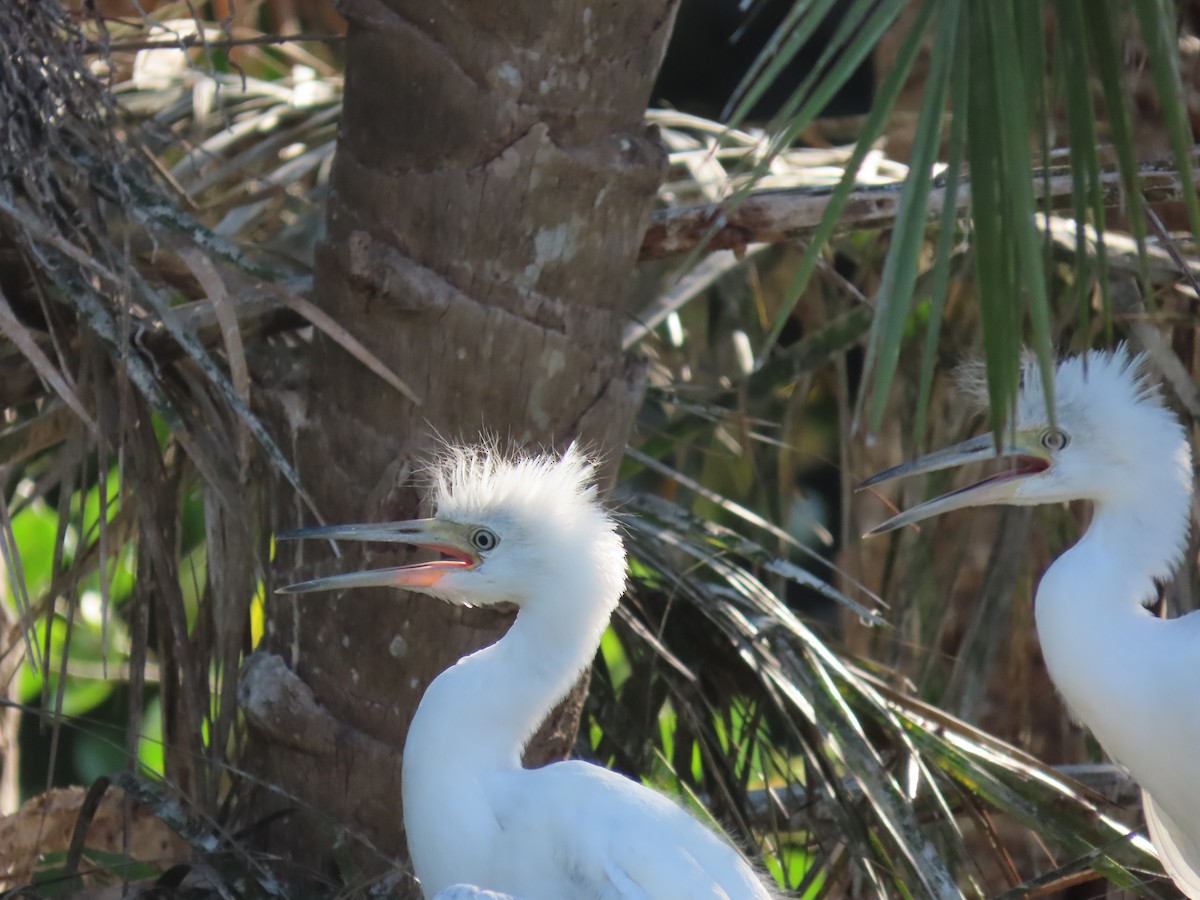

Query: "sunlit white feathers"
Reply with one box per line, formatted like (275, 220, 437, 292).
(278, 443, 776, 899)
(424, 444, 627, 611)
(433, 443, 604, 527)
(1008, 348, 1193, 578)
(865, 345, 1200, 897)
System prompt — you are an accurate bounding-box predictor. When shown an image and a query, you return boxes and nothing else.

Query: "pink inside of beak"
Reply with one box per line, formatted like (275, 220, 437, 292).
(391, 544, 477, 588)
(958, 455, 1050, 495)
(391, 562, 464, 588)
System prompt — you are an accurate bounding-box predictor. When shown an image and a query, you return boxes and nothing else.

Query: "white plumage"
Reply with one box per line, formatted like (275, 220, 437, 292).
(864, 347, 1200, 897)
(282, 446, 777, 900)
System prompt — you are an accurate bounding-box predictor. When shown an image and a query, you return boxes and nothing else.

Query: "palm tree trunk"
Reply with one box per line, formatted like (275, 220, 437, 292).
(242, 0, 679, 876)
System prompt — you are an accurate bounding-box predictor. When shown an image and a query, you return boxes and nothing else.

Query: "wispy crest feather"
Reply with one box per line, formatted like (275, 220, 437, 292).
(431, 442, 602, 527)
(954, 344, 1162, 423)
(1016, 344, 1161, 425)
(952, 356, 991, 412)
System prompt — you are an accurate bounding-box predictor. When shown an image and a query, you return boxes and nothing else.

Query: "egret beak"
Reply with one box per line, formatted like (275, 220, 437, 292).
(859, 433, 1050, 536)
(275, 518, 479, 594)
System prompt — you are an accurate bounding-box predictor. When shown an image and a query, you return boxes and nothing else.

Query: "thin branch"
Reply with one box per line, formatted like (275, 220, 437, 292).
(639, 156, 1200, 260)
(83, 32, 346, 54)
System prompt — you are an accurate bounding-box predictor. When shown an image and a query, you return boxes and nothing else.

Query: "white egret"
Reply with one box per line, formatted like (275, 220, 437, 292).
(862, 347, 1199, 897)
(279, 446, 777, 900)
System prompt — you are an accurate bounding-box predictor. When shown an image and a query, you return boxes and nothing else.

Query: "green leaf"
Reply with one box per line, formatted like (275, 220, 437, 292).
(861, 0, 961, 434)
(914, 82, 967, 444)
(757, 0, 935, 361)
(1055, 0, 1110, 339)
(746, 0, 905, 152)
(1084, 3, 1150, 278)
(983, 2, 1056, 424)
(10, 498, 60, 598)
(965, 3, 1024, 437)
(1132, 0, 1200, 242)
(139, 695, 165, 777)
(724, 0, 842, 127)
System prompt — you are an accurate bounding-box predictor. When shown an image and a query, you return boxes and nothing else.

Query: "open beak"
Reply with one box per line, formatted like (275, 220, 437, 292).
(859, 433, 1050, 537)
(275, 518, 479, 594)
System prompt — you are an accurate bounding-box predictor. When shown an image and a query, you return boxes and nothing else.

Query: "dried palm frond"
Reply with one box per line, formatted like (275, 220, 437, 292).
(0, 1, 325, 828)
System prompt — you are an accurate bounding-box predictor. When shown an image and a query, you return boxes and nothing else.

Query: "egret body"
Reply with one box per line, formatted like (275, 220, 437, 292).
(863, 348, 1200, 897)
(282, 447, 776, 900)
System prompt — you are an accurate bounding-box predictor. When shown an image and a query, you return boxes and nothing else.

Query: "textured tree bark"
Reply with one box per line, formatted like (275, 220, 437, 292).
(244, 0, 679, 878)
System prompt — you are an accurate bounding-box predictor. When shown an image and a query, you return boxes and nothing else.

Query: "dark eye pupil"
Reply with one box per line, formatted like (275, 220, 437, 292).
(475, 529, 494, 549)
(1044, 429, 1067, 450)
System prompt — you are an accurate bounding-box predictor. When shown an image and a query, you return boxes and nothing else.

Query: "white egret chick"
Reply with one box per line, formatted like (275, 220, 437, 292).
(280, 446, 777, 900)
(862, 347, 1199, 897)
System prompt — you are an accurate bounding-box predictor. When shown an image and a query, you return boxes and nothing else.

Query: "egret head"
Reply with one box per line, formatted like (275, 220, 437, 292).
(862, 347, 1193, 535)
(278, 444, 627, 611)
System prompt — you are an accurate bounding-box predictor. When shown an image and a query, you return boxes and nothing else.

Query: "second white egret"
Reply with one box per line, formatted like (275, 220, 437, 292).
(863, 347, 1199, 897)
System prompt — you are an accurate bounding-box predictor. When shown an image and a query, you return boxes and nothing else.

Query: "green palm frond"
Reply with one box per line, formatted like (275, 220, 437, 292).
(595, 480, 1170, 897)
(719, 0, 1198, 440)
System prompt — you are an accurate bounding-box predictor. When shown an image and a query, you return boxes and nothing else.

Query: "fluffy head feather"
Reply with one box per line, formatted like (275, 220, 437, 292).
(1016, 345, 1163, 432)
(423, 443, 627, 611)
(1012, 346, 1192, 577)
(955, 346, 1163, 421)
(433, 442, 604, 529)
(956, 346, 1185, 466)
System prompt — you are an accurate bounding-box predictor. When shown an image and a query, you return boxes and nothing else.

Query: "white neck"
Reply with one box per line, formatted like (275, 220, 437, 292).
(407, 595, 612, 772)
(1033, 468, 1192, 746)
(400, 574, 617, 892)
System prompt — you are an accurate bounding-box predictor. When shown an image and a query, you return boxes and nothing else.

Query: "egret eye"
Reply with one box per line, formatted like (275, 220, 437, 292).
(471, 527, 499, 552)
(1040, 428, 1069, 452)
